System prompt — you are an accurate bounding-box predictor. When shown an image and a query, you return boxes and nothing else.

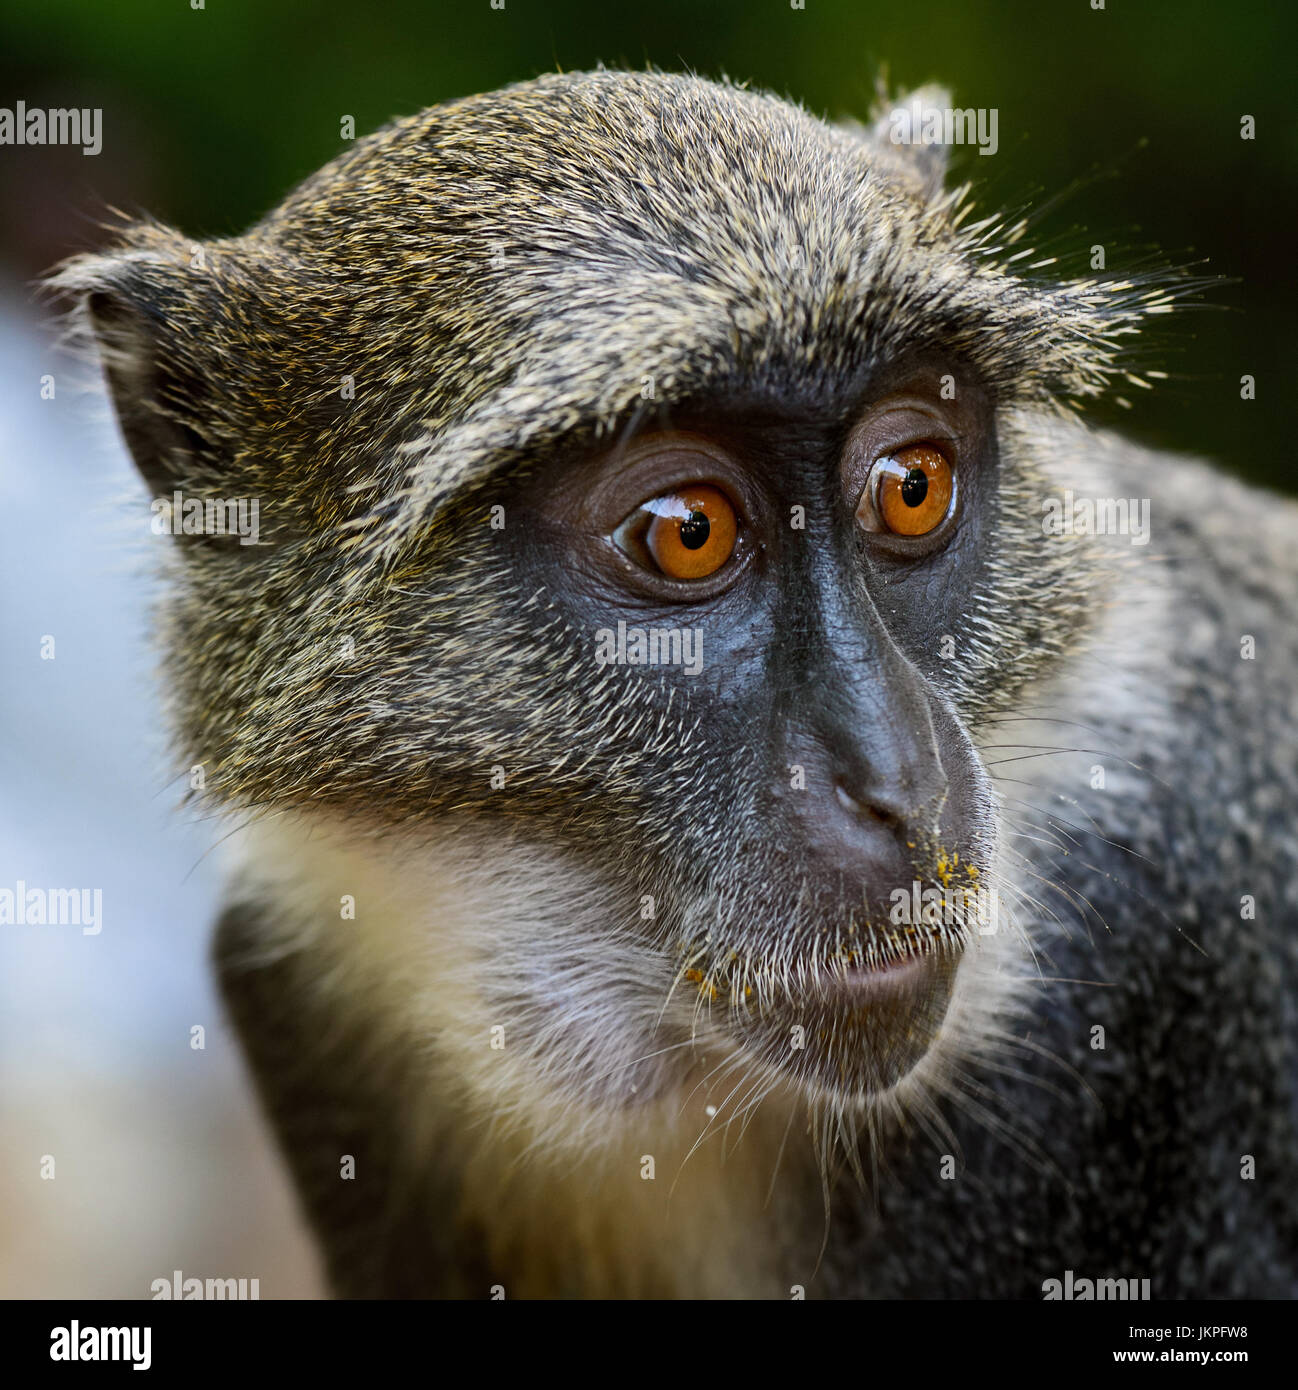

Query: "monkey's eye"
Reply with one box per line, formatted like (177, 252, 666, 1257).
(859, 444, 955, 537)
(614, 484, 739, 580)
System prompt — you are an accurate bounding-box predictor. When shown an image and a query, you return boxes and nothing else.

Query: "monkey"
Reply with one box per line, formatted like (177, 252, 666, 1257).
(50, 69, 1298, 1299)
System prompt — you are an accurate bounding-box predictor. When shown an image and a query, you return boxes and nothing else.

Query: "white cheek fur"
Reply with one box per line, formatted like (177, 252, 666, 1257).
(221, 805, 1026, 1158)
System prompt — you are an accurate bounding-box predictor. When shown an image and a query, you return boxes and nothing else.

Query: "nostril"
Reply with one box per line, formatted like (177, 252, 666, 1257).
(834, 781, 903, 831)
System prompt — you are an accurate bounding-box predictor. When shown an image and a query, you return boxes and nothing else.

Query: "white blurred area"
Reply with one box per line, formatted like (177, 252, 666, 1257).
(0, 284, 323, 1298)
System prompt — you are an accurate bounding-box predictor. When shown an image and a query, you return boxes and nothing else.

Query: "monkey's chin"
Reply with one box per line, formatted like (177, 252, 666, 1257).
(731, 946, 961, 1105)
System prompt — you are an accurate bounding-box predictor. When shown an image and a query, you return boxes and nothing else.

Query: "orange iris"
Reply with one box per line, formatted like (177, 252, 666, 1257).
(645, 484, 738, 580)
(874, 444, 954, 536)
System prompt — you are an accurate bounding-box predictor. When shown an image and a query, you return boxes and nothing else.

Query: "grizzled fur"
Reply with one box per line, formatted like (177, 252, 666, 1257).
(52, 70, 1298, 1297)
(48, 70, 1181, 826)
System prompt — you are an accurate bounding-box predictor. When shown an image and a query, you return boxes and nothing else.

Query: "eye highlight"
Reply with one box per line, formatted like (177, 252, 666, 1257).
(615, 483, 739, 581)
(860, 443, 955, 538)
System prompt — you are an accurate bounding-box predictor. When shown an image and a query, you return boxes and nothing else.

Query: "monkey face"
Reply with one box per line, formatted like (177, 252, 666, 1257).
(510, 366, 1001, 1107)
(61, 68, 1139, 1138)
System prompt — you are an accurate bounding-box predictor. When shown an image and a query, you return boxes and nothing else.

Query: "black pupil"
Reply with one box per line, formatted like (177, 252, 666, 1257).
(680, 509, 710, 550)
(900, 468, 929, 508)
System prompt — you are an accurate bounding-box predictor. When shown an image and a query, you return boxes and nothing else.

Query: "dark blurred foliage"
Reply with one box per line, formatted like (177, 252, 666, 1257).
(3, 0, 1295, 486)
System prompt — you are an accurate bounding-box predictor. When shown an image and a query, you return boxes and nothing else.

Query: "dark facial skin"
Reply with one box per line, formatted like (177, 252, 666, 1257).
(513, 364, 1000, 1102)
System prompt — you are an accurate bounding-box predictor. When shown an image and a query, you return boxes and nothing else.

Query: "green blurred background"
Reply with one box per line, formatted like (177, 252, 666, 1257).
(3, 0, 1296, 474)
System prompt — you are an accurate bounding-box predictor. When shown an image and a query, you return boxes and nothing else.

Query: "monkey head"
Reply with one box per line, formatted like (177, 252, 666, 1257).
(54, 71, 1170, 1149)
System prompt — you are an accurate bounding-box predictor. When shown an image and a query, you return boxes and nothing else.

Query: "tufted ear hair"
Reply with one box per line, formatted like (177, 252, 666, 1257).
(47, 234, 230, 498)
(840, 83, 954, 202)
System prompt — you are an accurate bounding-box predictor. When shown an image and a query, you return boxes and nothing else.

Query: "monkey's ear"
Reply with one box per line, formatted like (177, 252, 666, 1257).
(48, 243, 226, 496)
(844, 83, 953, 201)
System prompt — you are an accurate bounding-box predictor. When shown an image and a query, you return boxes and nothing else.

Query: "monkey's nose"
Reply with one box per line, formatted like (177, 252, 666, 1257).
(784, 766, 942, 901)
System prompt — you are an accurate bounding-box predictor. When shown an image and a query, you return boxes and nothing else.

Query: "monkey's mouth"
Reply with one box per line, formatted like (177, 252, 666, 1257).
(698, 935, 961, 1104)
(672, 832, 994, 1104)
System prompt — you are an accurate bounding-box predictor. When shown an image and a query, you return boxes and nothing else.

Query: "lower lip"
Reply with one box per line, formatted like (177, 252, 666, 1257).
(749, 943, 960, 1097)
